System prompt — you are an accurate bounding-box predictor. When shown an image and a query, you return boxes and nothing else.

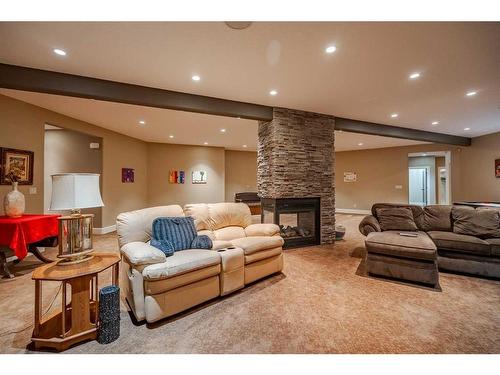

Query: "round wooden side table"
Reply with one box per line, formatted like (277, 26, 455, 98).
(31, 252, 120, 351)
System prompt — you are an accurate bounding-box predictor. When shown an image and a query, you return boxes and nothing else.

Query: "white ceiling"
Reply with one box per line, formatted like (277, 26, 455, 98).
(1, 88, 425, 151)
(1, 22, 499, 138)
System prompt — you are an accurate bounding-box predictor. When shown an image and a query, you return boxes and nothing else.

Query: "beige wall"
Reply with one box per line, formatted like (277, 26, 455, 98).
(0, 94, 148, 227)
(44, 128, 103, 227)
(460, 133, 500, 201)
(335, 133, 500, 211)
(224, 150, 257, 202)
(147, 143, 225, 207)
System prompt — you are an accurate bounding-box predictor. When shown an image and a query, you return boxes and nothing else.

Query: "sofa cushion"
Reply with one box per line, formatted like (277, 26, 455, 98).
(245, 223, 280, 237)
(183, 203, 211, 231)
(121, 241, 167, 266)
(116, 205, 184, 247)
(230, 236, 284, 255)
(428, 230, 491, 256)
(421, 205, 452, 232)
(375, 207, 419, 231)
(211, 240, 234, 250)
(372, 203, 424, 229)
(207, 203, 252, 230)
(484, 238, 500, 257)
(152, 217, 197, 251)
(365, 231, 437, 261)
(142, 249, 221, 280)
(452, 206, 500, 238)
(214, 226, 247, 241)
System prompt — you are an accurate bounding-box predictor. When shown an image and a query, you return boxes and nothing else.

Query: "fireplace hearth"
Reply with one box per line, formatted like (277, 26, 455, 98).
(261, 197, 321, 249)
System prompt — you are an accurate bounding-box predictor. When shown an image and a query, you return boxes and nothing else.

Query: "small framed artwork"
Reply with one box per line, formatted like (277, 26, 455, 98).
(343, 171, 357, 183)
(0, 147, 34, 185)
(495, 159, 500, 178)
(122, 168, 135, 183)
(192, 170, 207, 184)
(169, 170, 185, 184)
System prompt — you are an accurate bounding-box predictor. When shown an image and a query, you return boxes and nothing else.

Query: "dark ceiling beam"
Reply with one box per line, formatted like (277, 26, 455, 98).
(0, 63, 472, 146)
(335, 117, 471, 146)
(0, 63, 274, 121)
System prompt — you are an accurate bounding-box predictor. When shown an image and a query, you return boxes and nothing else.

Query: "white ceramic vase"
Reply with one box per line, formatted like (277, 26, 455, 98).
(3, 182, 25, 218)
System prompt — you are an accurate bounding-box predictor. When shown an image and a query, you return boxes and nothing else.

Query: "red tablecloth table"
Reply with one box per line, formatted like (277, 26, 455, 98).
(0, 214, 59, 260)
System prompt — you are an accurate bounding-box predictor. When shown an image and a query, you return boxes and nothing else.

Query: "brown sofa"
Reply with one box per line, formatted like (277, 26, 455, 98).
(359, 203, 500, 285)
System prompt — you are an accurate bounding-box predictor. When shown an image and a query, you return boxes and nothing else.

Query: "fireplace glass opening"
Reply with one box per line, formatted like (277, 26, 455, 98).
(261, 197, 320, 249)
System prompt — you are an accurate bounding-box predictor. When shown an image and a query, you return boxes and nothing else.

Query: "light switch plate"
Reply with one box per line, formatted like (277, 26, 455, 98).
(29, 187, 37, 194)
(395, 185, 403, 190)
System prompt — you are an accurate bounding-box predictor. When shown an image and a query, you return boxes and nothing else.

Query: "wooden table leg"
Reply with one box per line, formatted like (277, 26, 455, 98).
(62, 282, 67, 338)
(112, 262, 119, 287)
(33, 280, 42, 337)
(28, 244, 55, 263)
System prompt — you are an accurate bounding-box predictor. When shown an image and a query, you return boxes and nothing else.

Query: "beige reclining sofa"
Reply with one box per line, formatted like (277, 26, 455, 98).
(117, 202, 284, 323)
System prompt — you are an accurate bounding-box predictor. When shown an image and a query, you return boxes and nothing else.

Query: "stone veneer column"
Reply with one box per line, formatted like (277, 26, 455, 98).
(257, 107, 336, 244)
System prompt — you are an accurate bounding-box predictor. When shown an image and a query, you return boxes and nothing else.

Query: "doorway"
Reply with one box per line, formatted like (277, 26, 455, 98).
(409, 167, 429, 206)
(408, 151, 451, 206)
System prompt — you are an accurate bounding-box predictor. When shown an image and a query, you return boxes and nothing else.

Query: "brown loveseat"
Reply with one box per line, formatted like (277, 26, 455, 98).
(359, 203, 500, 285)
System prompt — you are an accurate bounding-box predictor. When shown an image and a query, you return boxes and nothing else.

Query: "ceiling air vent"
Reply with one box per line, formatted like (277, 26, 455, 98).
(225, 22, 252, 30)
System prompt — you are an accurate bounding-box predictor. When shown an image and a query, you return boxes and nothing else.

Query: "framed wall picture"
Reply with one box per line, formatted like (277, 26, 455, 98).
(495, 159, 500, 178)
(0, 147, 34, 185)
(192, 170, 207, 184)
(343, 171, 357, 183)
(122, 168, 135, 183)
(169, 170, 185, 184)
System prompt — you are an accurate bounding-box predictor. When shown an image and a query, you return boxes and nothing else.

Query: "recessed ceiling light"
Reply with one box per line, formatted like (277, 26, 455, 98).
(220, 128, 226, 133)
(358, 142, 364, 146)
(269, 90, 278, 96)
(242, 144, 248, 148)
(464, 127, 471, 131)
(139, 120, 146, 125)
(169, 134, 174, 139)
(391, 113, 399, 118)
(466, 91, 477, 97)
(192, 75, 201, 81)
(203, 142, 208, 145)
(431, 121, 439, 125)
(325, 45, 337, 54)
(53, 48, 67, 56)
(409, 72, 421, 79)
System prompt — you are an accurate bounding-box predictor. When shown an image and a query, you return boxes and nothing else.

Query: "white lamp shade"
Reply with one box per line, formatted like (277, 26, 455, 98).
(50, 173, 104, 210)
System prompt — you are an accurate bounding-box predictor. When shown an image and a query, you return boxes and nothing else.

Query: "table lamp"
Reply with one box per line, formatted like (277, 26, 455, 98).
(50, 173, 104, 265)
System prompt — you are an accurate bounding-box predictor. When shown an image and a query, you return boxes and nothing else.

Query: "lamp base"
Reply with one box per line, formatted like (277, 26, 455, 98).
(57, 249, 94, 266)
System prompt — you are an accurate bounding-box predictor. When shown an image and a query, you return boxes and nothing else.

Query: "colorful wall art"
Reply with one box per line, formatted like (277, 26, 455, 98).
(169, 170, 185, 184)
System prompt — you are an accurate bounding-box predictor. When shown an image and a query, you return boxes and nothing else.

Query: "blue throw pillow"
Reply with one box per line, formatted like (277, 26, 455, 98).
(152, 217, 198, 252)
(150, 238, 175, 257)
(191, 235, 213, 250)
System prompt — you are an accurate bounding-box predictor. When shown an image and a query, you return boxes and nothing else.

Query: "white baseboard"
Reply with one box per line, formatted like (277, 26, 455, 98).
(93, 224, 116, 235)
(336, 208, 371, 215)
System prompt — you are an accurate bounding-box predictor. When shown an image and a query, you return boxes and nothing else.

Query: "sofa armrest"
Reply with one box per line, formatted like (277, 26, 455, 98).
(120, 241, 167, 266)
(245, 223, 280, 237)
(359, 215, 382, 236)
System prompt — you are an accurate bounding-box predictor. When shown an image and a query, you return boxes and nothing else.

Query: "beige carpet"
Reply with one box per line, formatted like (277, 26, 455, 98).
(1, 214, 499, 354)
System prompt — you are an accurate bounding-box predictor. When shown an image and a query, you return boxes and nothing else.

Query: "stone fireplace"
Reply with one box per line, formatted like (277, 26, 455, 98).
(257, 108, 335, 245)
(261, 197, 320, 248)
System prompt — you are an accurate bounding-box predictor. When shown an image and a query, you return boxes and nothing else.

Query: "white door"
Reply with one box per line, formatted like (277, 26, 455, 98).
(409, 167, 428, 206)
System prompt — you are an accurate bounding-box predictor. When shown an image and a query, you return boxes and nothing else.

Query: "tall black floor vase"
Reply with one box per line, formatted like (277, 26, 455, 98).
(97, 285, 120, 344)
